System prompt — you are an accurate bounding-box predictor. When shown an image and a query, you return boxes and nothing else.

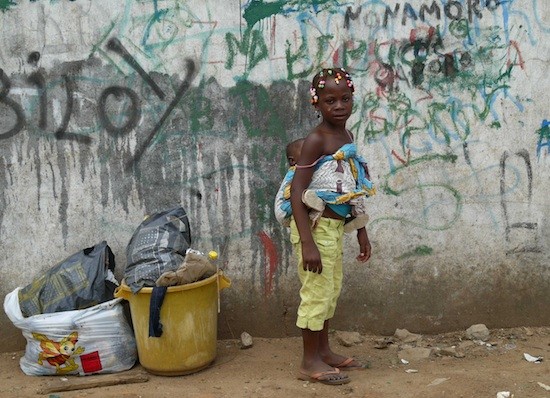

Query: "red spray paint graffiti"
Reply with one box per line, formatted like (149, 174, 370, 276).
(258, 231, 278, 296)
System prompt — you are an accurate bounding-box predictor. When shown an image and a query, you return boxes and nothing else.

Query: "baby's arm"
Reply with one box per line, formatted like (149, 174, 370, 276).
(356, 227, 371, 262)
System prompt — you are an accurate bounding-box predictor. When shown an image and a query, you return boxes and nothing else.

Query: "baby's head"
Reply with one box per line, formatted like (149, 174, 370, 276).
(286, 138, 304, 166)
(309, 67, 354, 106)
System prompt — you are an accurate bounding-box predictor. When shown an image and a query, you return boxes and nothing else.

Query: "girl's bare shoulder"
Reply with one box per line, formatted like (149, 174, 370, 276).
(304, 127, 324, 144)
(305, 126, 346, 154)
(299, 128, 327, 163)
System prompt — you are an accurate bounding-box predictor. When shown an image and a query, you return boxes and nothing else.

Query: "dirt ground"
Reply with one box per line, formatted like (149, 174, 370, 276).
(0, 326, 548, 398)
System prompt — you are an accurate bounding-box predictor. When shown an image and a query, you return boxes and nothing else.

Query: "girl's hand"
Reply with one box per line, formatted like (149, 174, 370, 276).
(301, 241, 323, 273)
(356, 227, 371, 262)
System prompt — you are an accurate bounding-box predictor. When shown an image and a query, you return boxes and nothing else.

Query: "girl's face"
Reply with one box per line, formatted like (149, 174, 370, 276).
(315, 76, 353, 126)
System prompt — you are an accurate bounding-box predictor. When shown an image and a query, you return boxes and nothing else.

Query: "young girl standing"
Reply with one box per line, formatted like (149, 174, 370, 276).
(290, 68, 373, 385)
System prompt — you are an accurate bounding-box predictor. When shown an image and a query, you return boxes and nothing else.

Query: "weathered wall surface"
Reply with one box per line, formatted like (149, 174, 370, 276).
(1, 0, 549, 352)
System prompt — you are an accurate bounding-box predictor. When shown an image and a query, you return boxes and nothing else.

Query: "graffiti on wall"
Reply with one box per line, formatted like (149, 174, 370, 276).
(106, 38, 197, 169)
(500, 149, 540, 254)
(0, 0, 546, 294)
(0, 41, 196, 169)
(536, 120, 550, 159)
(0, 0, 16, 12)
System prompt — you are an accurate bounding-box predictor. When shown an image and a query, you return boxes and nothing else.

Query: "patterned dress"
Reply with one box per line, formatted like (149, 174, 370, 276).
(274, 143, 375, 227)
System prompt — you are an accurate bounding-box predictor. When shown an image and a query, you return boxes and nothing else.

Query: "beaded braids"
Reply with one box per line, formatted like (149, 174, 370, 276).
(310, 67, 355, 105)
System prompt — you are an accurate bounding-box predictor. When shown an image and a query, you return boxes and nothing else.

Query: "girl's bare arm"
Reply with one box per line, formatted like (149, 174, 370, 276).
(290, 132, 324, 273)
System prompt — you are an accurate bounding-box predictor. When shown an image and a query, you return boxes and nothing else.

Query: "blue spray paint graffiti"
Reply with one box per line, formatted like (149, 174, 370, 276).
(536, 119, 550, 159)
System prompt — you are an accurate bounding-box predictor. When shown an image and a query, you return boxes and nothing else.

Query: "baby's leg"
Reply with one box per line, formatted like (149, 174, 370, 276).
(344, 196, 369, 233)
(308, 210, 323, 229)
(349, 195, 367, 216)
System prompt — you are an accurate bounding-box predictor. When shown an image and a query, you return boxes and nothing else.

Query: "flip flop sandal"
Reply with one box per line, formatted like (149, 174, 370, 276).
(297, 368, 351, 385)
(335, 357, 369, 371)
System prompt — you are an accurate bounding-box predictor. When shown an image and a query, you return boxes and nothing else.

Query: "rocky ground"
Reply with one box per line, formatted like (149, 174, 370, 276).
(0, 325, 548, 398)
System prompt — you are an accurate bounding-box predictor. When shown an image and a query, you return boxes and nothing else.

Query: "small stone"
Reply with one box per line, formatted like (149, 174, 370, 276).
(387, 342, 400, 351)
(398, 347, 433, 362)
(465, 324, 490, 341)
(240, 332, 253, 349)
(439, 346, 465, 358)
(457, 340, 475, 350)
(394, 328, 422, 343)
(374, 336, 395, 349)
(334, 331, 364, 347)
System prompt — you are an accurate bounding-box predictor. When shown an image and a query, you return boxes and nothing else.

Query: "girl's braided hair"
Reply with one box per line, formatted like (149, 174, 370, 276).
(310, 67, 355, 105)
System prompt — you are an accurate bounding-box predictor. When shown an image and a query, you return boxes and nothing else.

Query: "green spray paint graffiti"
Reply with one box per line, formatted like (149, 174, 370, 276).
(231, 1, 525, 174)
(244, 0, 341, 26)
(1, 2, 537, 222)
(228, 80, 287, 138)
(342, 18, 526, 176)
(373, 153, 462, 231)
(242, 0, 285, 27)
(0, 0, 16, 12)
(396, 245, 434, 260)
(228, 0, 343, 78)
(225, 29, 268, 74)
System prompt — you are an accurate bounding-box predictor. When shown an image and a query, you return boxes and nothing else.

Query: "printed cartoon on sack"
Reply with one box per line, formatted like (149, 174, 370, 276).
(33, 331, 85, 374)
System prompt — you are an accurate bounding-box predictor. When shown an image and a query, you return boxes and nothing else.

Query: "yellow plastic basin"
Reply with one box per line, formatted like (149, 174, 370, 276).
(115, 271, 230, 376)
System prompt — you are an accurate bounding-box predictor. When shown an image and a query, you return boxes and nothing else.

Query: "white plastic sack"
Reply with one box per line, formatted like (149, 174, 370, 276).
(4, 288, 137, 376)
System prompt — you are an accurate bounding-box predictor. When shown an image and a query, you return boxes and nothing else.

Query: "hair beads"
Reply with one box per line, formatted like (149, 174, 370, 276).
(310, 68, 354, 105)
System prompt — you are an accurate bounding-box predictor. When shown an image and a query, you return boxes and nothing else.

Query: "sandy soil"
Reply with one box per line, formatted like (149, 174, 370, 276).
(0, 326, 548, 398)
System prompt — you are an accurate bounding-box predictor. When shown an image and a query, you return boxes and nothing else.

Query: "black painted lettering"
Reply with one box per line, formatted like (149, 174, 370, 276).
(402, 3, 418, 25)
(445, 1, 463, 20)
(27, 71, 47, 129)
(0, 68, 25, 140)
(27, 51, 41, 66)
(383, 4, 400, 27)
(344, 6, 362, 29)
(420, 1, 441, 22)
(468, 0, 483, 22)
(55, 75, 92, 144)
(500, 150, 540, 253)
(126, 59, 196, 171)
(443, 53, 457, 78)
(107, 37, 166, 100)
(411, 61, 425, 86)
(364, 10, 381, 28)
(98, 86, 141, 136)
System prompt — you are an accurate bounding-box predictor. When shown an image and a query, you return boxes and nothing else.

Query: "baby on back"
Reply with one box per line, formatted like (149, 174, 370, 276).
(274, 137, 371, 233)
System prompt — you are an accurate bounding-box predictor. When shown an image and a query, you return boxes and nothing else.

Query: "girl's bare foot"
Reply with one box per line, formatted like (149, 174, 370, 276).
(322, 352, 369, 371)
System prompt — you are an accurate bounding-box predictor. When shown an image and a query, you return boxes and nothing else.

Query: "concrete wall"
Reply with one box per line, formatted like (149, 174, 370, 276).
(1, 0, 549, 352)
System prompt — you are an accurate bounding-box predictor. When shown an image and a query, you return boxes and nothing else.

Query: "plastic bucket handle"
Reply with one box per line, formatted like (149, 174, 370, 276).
(218, 271, 231, 291)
